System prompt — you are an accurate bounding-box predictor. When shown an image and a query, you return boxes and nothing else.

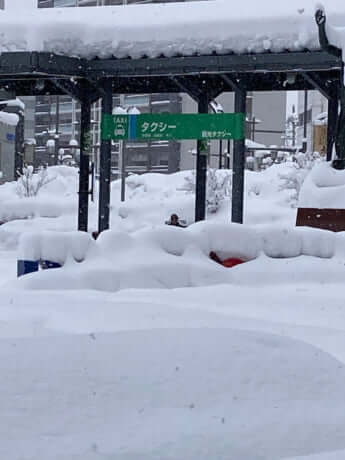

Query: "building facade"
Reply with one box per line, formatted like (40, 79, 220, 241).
(296, 90, 328, 155)
(0, 113, 19, 184)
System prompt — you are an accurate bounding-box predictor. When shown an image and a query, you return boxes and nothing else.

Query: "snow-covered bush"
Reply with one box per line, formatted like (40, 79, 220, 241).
(182, 169, 232, 214)
(279, 151, 321, 207)
(207, 169, 232, 213)
(16, 166, 55, 198)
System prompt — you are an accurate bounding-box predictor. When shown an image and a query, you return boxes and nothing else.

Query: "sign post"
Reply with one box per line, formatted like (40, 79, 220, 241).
(101, 111, 245, 223)
(101, 113, 245, 142)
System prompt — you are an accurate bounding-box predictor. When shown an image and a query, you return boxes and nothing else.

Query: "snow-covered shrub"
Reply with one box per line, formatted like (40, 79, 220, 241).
(16, 166, 55, 198)
(279, 151, 321, 207)
(248, 183, 261, 197)
(181, 169, 232, 214)
(207, 169, 232, 213)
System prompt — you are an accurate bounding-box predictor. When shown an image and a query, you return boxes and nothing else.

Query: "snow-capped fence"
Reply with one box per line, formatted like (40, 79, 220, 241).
(17, 224, 345, 278)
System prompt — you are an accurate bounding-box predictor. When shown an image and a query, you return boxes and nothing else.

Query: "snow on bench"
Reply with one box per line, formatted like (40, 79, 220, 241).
(1, 1, 345, 60)
(18, 231, 94, 266)
(17, 223, 345, 270)
(15, 224, 345, 292)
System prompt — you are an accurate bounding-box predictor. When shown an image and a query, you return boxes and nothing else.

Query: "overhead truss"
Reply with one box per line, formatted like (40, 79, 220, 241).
(0, 8, 343, 233)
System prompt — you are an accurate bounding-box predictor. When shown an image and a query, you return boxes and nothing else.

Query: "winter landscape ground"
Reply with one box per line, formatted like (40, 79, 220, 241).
(1, 161, 345, 459)
(1, 0, 345, 457)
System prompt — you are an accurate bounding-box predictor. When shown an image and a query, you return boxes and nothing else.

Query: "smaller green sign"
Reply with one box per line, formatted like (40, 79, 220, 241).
(101, 113, 245, 141)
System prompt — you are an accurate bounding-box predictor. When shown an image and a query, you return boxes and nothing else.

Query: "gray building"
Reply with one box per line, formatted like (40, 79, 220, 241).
(296, 90, 328, 154)
(0, 113, 18, 184)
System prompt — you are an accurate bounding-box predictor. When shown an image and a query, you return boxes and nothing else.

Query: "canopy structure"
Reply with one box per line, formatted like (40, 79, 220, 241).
(0, 1, 344, 232)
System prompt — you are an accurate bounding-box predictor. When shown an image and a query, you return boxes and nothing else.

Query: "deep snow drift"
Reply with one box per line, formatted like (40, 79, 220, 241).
(2, 163, 345, 460)
(2, 328, 345, 460)
(0, 163, 297, 251)
(299, 162, 345, 208)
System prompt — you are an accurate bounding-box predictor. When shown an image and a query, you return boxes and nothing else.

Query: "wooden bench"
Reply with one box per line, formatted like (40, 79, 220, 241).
(296, 208, 345, 232)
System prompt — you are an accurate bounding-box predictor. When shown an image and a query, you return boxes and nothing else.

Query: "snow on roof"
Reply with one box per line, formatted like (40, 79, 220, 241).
(1, 1, 345, 60)
(0, 111, 19, 126)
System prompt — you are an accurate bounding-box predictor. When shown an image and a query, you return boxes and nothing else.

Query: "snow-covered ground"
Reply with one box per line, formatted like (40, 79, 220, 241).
(2, 163, 345, 459)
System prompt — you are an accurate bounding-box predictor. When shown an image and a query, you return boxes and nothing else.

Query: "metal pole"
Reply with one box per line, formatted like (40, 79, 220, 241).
(121, 143, 126, 202)
(98, 80, 112, 233)
(334, 85, 345, 169)
(195, 94, 209, 222)
(327, 87, 339, 162)
(119, 94, 126, 202)
(231, 88, 247, 224)
(218, 140, 223, 169)
(227, 139, 231, 169)
(146, 93, 153, 173)
(14, 112, 24, 179)
(302, 89, 308, 152)
(78, 95, 91, 232)
(54, 95, 60, 165)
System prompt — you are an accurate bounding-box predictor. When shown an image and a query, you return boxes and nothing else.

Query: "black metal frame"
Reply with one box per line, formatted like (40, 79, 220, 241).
(0, 9, 343, 230)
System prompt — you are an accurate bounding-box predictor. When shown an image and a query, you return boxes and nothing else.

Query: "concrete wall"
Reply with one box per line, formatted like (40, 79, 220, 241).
(251, 92, 286, 147)
(0, 122, 16, 184)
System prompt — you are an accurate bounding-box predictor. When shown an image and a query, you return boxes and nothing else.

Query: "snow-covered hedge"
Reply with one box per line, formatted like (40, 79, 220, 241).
(18, 223, 345, 265)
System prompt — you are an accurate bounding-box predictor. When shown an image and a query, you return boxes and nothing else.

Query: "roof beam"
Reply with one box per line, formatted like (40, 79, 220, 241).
(86, 51, 342, 79)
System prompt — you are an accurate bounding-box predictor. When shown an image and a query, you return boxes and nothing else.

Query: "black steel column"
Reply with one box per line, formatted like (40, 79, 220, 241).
(231, 88, 247, 224)
(98, 80, 113, 233)
(302, 90, 308, 152)
(54, 95, 60, 166)
(14, 112, 24, 179)
(195, 94, 209, 222)
(334, 86, 345, 170)
(218, 140, 223, 169)
(78, 96, 91, 232)
(327, 88, 339, 162)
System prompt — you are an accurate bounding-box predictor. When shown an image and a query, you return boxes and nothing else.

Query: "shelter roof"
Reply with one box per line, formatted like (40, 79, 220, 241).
(1, 1, 345, 60)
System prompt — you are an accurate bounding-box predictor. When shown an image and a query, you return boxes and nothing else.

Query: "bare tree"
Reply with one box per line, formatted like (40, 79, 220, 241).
(16, 165, 55, 198)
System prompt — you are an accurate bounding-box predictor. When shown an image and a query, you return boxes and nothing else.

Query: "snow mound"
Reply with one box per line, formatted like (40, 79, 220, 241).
(0, 165, 298, 252)
(299, 162, 345, 209)
(2, 328, 345, 460)
(13, 223, 345, 292)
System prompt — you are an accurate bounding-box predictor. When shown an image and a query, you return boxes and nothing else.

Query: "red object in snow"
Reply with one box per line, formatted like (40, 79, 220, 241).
(222, 257, 245, 268)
